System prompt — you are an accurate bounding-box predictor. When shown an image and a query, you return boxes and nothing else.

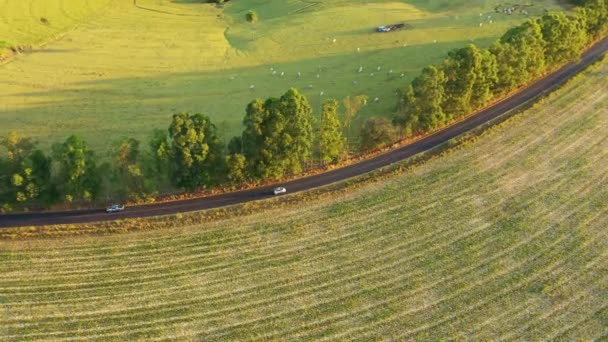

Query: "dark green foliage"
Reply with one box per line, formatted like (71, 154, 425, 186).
(488, 41, 518, 93)
(0, 133, 53, 209)
(0, 157, 10, 212)
(167, 112, 224, 191)
(18, 150, 53, 204)
(242, 88, 314, 180)
(110, 138, 155, 202)
(280, 88, 314, 173)
(149, 129, 171, 175)
(412, 66, 448, 131)
(394, 0, 603, 146)
(242, 97, 281, 179)
(1, 132, 35, 163)
(575, 0, 608, 38)
(227, 136, 243, 155)
(242, 98, 265, 161)
(393, 66, 449, 137)
(318, 99, 345, 164)
(146, 129, 172, 189)
(539, 12, 588, 66)
(52, 135, 101, 203)
(246, 10, 258, 23)
(442, 44, 498, 116)
(491, 19, 546, 93)
(442, 44, 488, 119)
(360, 116, 398, 151)
(393, 85, 419, 138)
(470, 49, 498, 109)
(225, 153, 247, 185)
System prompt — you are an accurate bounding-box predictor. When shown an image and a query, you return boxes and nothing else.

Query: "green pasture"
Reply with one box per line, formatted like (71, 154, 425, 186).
(0, 0, 565, 154)
(0, 0, 112, 51)
(1, 55, 607, 339)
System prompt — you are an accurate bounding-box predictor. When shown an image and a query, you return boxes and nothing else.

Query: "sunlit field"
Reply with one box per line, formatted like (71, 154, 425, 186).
(0, 0, 565, 153)
(1, 56, 606, 339)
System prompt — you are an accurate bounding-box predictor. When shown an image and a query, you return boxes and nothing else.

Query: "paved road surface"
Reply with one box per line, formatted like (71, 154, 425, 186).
(2, 37, 608, 228)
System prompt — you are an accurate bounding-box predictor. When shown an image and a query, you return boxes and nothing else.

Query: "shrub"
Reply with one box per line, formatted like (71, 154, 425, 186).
(246, 10, 258, 23)
(360, 116, 398, 151)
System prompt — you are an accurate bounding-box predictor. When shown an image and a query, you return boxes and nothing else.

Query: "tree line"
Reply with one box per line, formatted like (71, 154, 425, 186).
(1, 0, 606, 212)
(390, 0, 608, 139)
(0, 88, 356, 211)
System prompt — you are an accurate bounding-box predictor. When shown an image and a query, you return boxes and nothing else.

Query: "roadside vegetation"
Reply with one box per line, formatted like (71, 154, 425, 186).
(392, 1, 606, 139)
(0, 53, 606, 339)
(1, 0, 606, 212)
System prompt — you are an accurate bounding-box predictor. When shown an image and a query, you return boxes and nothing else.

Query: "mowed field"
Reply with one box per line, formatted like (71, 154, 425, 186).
(0, 0, 566, 154)
(1, 56, 607, 339)
(0, 0, 112, 50)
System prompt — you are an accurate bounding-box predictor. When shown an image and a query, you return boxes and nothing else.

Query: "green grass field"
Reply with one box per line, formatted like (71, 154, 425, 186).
(0, 0, 566, 154)
(0, 0, 112, 50)
(0, 54, 606, 339)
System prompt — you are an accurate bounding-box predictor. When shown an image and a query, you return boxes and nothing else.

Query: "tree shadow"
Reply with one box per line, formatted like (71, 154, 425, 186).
(0, 39, 486, 155)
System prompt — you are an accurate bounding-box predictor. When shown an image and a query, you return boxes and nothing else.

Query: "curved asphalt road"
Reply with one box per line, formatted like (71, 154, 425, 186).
(2, 37, 608, 228)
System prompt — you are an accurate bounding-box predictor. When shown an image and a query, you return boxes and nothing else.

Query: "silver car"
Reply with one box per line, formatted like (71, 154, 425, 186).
(106, 204, 125, 213)
(273, 187, 287, 195)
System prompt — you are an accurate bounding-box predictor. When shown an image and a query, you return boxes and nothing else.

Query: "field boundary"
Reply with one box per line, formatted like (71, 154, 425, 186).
(0, 48, 608, 234)
(1, 36, 606, 229)
(132, 0, 208, 17)
(289, 1, 322, 14)
(1, 5, 607, 228)
(1, 55, 603, 239)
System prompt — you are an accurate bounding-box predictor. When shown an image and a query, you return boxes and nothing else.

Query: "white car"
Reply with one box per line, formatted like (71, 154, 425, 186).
(273, 187, 287, 195)
(105, 204, 125, 213)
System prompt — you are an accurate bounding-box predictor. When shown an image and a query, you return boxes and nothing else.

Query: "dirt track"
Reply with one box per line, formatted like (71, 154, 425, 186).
(1, 37, 607, 228)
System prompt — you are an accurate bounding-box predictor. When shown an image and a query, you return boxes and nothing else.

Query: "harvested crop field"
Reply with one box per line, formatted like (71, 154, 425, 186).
(0, 58, 607, 340)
